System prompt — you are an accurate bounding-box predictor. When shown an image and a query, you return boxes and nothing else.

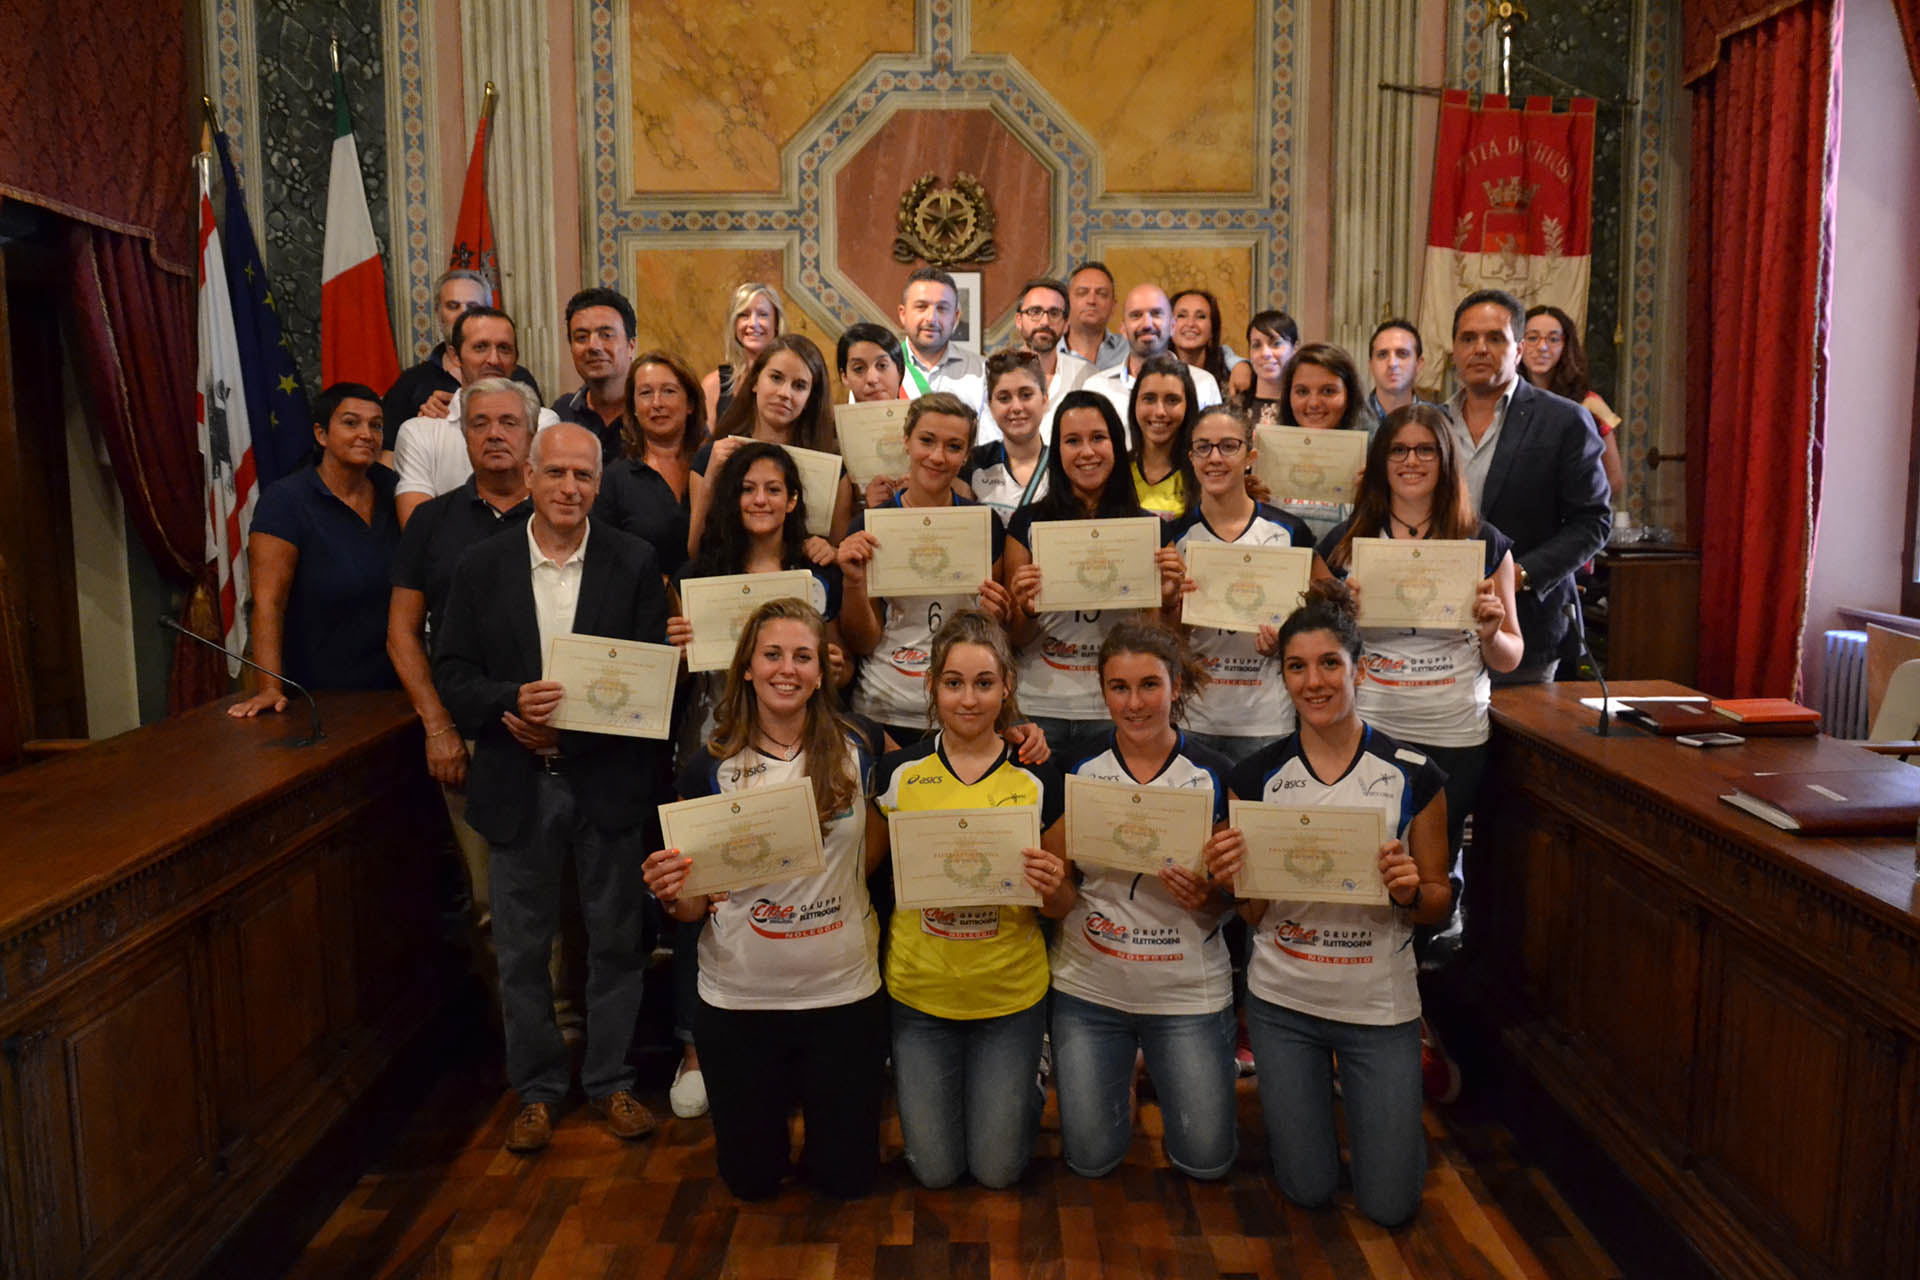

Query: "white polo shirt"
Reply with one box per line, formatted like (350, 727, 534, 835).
(394, 388, 562, 501)
(902, 342, 988, 423)
(1083, 359, 1222, 447)
(527, 517, 587, 659)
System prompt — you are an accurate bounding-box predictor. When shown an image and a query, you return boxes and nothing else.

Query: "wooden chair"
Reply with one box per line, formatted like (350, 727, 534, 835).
(1863, 657, 1920, 761)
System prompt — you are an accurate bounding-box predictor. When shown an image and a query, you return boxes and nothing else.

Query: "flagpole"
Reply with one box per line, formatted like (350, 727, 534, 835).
(330, 34, 340, 75)
(482, 80, 497, 125)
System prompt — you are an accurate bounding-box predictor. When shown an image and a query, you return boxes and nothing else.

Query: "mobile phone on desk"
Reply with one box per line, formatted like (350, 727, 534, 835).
(1676, 732, 1746, 748)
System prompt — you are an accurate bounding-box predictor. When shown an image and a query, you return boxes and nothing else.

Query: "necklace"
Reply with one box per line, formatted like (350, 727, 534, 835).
(1392, 511, 1430, 539)
(757, 729, 801, 760)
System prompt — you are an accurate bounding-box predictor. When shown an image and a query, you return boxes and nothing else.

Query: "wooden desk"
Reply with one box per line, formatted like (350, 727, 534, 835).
(1467, 682, 1918, 1280)
(0, 693, 447, 1280)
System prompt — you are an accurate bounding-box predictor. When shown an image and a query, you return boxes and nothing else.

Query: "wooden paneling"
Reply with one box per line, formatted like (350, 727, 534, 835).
(0, 693, 447, 1280)
(1468, 680, 1920, 1280)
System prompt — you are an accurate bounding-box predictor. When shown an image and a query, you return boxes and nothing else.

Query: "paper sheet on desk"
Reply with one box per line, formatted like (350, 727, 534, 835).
(1579, 696, 1709, 713)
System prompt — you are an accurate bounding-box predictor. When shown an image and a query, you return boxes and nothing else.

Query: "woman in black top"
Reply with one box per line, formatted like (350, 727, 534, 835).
(592, 349, 707, 578)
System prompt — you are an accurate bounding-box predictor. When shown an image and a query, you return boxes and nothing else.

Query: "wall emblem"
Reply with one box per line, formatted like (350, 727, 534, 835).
(893, 173, 997, 267)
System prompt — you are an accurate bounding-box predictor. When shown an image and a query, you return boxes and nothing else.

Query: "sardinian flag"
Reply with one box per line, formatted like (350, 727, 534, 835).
(321, 62, 400, 389)
(195, 154, 257, 675)
(1416, 91, 1597, 389)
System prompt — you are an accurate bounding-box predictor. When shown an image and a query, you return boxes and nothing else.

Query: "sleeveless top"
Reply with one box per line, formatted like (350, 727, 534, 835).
(715, 362, 736, 419)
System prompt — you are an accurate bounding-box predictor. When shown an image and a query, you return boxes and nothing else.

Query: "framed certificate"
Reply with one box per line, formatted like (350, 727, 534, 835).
(676, 569, 818, 672)
(659, 780, 826, 897)
(834, 400, 912, 488)
(1182, 542, 1313, 634)
(1065, 774, 1213, 874)
(1253, 426, 1368, 506)
(1228, 800, 1387, 905)
(784, 444, 846, 537)
(1348, 537, 1483, 629)
(543, 634, 680, 739)
(888, 806, 1042, 910)
(1029, 516, 1161, 612)
(864, 505, 994, 598)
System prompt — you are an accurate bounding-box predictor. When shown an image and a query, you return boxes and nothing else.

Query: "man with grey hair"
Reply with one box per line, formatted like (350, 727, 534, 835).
(1082, 283, 1222, 441)
(433, 419, 672, 1155)
(392, 309, 561, 525)
(382, 267, 545, 432)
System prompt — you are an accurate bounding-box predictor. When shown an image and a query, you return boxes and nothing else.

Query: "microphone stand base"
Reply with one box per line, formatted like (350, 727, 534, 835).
(269, 730, 328, 749)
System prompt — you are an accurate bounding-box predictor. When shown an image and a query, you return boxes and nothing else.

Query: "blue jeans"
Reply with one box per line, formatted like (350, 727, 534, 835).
(1050, 991, 1238, 1179)
(889, 997, 1045, 1189)
(1026, 716, 1114, 766)
(1245, 995, 1425, 1227)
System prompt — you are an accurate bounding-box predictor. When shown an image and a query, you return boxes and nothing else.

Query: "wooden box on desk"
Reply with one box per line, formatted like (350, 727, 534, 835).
(1467, 681, 1920, 1280)
(0, 693, 448, 1280)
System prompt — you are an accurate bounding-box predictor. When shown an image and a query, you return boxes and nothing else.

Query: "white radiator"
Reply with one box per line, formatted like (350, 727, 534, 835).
(1821, 630, 1870, 739)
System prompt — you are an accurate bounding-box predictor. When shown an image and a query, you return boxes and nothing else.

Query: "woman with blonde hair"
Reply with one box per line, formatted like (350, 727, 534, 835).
(701, 282, 785, 424)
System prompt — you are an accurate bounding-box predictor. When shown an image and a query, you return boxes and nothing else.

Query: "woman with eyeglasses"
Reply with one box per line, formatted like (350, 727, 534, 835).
(1167, 405, 1313, 765)
(1312, 403, 1522, 874)
(1519, 306, 1627, 501)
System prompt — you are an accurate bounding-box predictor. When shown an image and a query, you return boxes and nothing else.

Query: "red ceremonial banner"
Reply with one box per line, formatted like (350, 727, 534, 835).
(449, 116, 501, 304)
(1417, 92, 1598, 387)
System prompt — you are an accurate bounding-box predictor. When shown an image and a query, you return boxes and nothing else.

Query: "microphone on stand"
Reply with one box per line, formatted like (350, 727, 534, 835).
(1563, 599, 1610, 736)
(161, 616, 326, 747)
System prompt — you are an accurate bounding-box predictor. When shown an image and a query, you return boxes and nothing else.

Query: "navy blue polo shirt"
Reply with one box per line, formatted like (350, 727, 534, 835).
(248, 463, 402, 690)
(551, 386, 626, 466)
(390, 476, 533, 639)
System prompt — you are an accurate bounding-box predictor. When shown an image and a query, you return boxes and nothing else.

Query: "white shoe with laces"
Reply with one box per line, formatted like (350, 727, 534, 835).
(670, 1058, 709, 1118)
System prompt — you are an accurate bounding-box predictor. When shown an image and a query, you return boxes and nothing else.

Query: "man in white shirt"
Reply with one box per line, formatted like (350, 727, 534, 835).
(897, 266, 986, 416)
(1011, 276, 1092, 443)
(1060, 262, 1128, 370)
(1083, 284, 1222, 443)
(393, 306, 559, 524)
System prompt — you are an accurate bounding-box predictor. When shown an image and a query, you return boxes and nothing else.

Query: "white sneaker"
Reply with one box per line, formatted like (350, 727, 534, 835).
(670, 1059, 709, 1118)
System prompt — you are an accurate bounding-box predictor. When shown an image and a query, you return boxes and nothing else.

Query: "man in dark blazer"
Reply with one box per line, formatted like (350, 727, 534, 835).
(433, 420, 669, 1155)
(1446, 289, 1611, 681)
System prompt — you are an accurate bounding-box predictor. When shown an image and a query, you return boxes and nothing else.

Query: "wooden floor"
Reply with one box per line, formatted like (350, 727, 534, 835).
(261, 1021, 1622, 1280)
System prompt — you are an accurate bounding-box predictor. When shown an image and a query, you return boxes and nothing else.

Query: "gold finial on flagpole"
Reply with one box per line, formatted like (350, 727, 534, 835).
(200, 95, 219, 153)
(330, 34, 341, 75)
(482, 81, 498, 123)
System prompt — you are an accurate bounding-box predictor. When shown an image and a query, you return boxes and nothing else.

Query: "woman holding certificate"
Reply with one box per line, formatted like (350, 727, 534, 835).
(1168, 405, 1316, 764)
(687, 334, 850, 558)
(1127, 353, 1198, 518)
(1002, 391, 1188, 764)
(837, 393, 1013, 746)
(1211, 581, 1453, 1228)
(1312, 403, 1522, 866)
(1273, 343, 1371, 542)
(643, 599, 887, 1201)
(962, 350, 1051, 518)
(874, 611, 1070, 1189)
(1050, 622, 1242, 1180)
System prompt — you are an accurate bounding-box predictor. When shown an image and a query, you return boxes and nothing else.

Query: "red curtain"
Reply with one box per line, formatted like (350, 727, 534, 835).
(1882, 0, 1920, 99)
(1685, 1, 1838, 698)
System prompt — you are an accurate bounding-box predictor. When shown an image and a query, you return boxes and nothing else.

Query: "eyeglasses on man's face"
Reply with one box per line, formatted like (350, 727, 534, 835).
(1017, 305, 1068, 321)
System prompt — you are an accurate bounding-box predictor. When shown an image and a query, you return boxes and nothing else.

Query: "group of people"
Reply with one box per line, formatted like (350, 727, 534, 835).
(224, 260, 1613, 1228)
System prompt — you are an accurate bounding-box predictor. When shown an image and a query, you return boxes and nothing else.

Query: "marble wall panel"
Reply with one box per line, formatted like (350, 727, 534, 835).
(627, 245, 837, 382)
(1098, 242, 1259, 351)
(970, 0, 1258, 195)
(832, 108, 1054, 332)
(626, 0, 917, 195)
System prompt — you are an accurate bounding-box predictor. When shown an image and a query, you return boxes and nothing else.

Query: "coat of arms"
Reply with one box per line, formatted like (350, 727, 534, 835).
(893, 173, 998, 267)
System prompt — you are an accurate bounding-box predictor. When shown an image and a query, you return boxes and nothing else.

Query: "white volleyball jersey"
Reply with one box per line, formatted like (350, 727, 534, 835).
(1170, 503, 1314, 737)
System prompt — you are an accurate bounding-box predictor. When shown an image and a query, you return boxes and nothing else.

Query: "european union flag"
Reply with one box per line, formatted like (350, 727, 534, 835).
(212, 130, 312, 486)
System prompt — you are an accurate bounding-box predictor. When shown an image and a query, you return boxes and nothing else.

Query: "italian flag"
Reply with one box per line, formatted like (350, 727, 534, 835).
(321, 67, 400, 391)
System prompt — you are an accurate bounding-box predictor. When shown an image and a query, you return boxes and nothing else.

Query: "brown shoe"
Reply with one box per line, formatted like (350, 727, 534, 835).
(590, 1090, 657, 1141)
(505, 1101, 553, 1154)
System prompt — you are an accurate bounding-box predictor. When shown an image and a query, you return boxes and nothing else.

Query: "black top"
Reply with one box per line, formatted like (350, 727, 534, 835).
(715, 362, 736, 420)
(248, 463, 402, 690)
(381, 342, 543, 446)
(550, 386, 626, 466)
(592, 457, 691, 579)
(390, 477, 534, 640)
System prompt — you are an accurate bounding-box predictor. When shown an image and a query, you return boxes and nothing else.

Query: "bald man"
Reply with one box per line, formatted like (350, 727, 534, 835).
(1082, 284, 1222, 444)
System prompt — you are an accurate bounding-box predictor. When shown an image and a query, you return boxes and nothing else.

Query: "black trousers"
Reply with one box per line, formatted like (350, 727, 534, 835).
(694, 989, 888, 1200)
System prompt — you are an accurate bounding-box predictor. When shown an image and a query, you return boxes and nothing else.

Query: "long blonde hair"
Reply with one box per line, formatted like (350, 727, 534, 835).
(708, 597, 863, 830)
(722, 282, 785, 372)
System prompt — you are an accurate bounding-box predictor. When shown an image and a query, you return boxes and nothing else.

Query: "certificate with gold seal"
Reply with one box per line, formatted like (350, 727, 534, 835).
(1227, 801, 1387, 905)
(833, 400, 912, 488)
(1347, 537, 1482, 629)
(1182, 542, 1313, 634)
(784, 444, 846, 537)
(677, 569, 818, 672)
(1253, 426, 1368, 506)
(863, 505, 993, 598)
(543, 634, 679, 739)
(889, 806, 1042, 910)
(659, 780, 826, 897)
(1030, 516, 1161, 612)
(1065, 774, 1213, 874)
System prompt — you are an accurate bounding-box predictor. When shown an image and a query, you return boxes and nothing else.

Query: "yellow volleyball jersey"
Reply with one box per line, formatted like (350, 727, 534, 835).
(1132, 461, 1186, 518)
(874, 735, 1063, 1019)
